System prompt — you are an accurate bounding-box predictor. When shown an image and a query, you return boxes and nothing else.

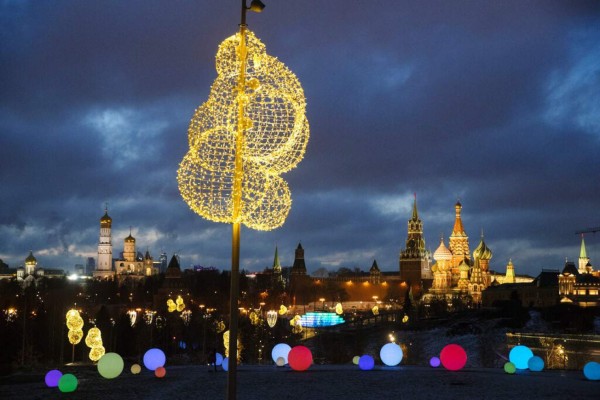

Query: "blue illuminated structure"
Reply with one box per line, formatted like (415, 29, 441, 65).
(299, 312, 344, 328)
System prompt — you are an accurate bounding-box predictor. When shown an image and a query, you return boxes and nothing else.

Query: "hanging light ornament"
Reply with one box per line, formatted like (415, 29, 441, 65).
(266, 310, 277, 328)
(278, 305, 288, 315)
(181, 309, 192, 326)
(127, 310, 137, 327)
(176, 295, 186, 312)
(177, 29, 309, 231)
(144, 310, 156, 325)
(249, 311, 260, 325)
(335, 303, 343, 315)
(166, 299, 177, 313)
(372, 305, 379, 316)
(85, 327, 105, 362)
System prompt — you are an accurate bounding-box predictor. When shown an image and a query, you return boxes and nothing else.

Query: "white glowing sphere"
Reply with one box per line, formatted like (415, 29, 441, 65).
(276, 357, 285, 367)
(271, 343, 292, 364)
(380, 343, 403, 366)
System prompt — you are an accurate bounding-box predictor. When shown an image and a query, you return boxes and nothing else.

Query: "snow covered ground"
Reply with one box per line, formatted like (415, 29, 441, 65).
(1, 364, 597, 400)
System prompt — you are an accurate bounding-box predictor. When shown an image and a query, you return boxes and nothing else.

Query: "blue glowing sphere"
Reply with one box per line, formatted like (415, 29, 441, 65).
(215, 352, 224, 366)
(143, 348, 166, 371)
(271, 343, 292, 364)
(222, 357, 229, 371)
(583, 361, 600, 381)
(527, 355, 544, 372)
(429, 356, 441, 368)
(358, 355, 375, 371)
(509, 345, 533, 370)
(380, 343, 403, 366)
(45, 369, 62, 387)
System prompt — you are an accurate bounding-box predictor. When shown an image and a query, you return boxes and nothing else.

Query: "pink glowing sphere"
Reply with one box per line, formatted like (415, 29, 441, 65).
(288, 346, 312, 371)
(440, 344, 467, 371)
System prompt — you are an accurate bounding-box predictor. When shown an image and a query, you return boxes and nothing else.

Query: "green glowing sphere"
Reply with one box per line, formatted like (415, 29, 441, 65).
(504, 362, 516, 374)
(58, 373, 78, 393)
(98, 352, 124, 379)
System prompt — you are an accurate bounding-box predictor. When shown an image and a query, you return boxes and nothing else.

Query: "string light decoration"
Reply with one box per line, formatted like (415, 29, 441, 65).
(335, 303, 343, 315)
(167, 295, 186, 313)
(66, 309, 84, 345)
(266, 310, 277, 328)
(177, 29, 309, 231)
(278, 305, 288, 315)
(85, 327, 105, 362)
(127, 310, 137, 327)
(223, 330, 242, 360)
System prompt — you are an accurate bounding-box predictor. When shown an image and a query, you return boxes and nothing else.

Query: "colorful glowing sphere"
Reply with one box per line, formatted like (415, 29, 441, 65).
(288, 346, 312, 371)
(583, 361, 600, 380)
(155, 367, 166, 378)
(528, 355, 544, 372)
(509, 345, 533, 370)
(440, 344, 467, 371)
(222, 357, 229, 371)
(143, 348, 166, 371)
(45, 370, 62, 387)
(97, 352, 124, 379)
(215, 352, 224, 366)
(131, 364, 141, 374)
(380, 343, 403, 366)
(504, 362, 516, 374)
(58, 374, 78, 393)
(358, 355, 375, 371)
(271, 343, 292, 364)
(276, 357, 285, 367)
(352, 356, 360, 365)
(429, 356, 441, 368)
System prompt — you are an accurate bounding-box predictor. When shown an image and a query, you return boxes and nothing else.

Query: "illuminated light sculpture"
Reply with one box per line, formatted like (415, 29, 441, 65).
(249, 311, 260, 325)
(266, 310, 277, 328)
(429, 356, 441, 368)
(131, 364, 141, 374)
(290, 315, 303, 334)
(222, 357, 230, 372)
(298, 312, 344, 328)
(358, 355, 375, 371)
(223, 330, 243, 360)
(167, 299, 177, 313)
(504, 362, 516, 374)
(583, 361, 600, 380)
(45, 370, 62, 387)
(143, 348, 167, 371)
(372, 305, 379, 315)
(85, 327, 105, 362)
(181, 310, 192, 326)
(402, 315, 409, 323)
(216, 352, 224, 366)
(509, 345, 533, 370)
(335, 303, 343, 315)
(352, 356, 360, 365)
(439, 344, 467, 371)
(278, 305, 288, 315)
(528, 355, 544, 372)
(176, 295, 185, 312)
(144, 310, 156, 325)
(58, 373, 78, 393)
(288, 346, 312, 371)
(380, 343, 403, 366)
(178, 2, 308, 397)
(65, 309, 84, 363)
(271, 343, 291, 364)
(127, 310, 137, 327)
(97, 353, 125, 379)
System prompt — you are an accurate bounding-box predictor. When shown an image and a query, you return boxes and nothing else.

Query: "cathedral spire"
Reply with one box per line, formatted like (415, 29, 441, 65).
(412, 192, 418, 221)
(578, 234, 590, 274)
(273, 246, 281, 270)
(452, 200, 465, 235)
(580, 234, 588, 259)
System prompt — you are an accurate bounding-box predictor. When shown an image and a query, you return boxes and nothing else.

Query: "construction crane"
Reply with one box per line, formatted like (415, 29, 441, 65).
(575, 227, 600, 235)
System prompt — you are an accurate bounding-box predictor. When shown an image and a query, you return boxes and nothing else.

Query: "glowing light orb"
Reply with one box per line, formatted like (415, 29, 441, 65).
(528, 355, 544, 372)
(222, 357, 229, 371)
(583, 361, 600, 381)
(429, 357, 441, 368)
(440, 344, 467, 371)
(58, 373, 78, 393)
(155, 367, 166, 378)
(358, 355, 375, 371)
(352, 356, 360, 365)
(288, 346, 312, 371)
(45, 370, 62, 387)
(131, 364, 141, 374)
(143, 348, 166, 371)
(271, 343, 292, 364)
(276, 357, 285, 367)
(97, 352, 124, 379)
(214, 352, 224, 366)
(380, 343, 403, 366)
(504, 362, 516, 374)
(509, 345, 533, 370)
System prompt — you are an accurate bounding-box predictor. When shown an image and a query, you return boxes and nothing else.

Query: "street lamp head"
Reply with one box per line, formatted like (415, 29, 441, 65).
(249, 0, 266, 12)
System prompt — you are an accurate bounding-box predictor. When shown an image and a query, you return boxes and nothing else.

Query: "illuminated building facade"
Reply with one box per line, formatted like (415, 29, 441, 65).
(399, 196, 431, 293)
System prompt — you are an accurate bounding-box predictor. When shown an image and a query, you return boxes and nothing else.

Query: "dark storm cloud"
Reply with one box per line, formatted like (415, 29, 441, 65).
(1, 1, 599, 276)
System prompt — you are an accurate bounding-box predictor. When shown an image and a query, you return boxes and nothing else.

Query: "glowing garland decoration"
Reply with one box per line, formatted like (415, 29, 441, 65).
(177, 29, 309, 231)
(223, 330, 242, 360)
(266, 310, 277, 328)
(66, 309, 84, 345)
(167, 295, 186, 313)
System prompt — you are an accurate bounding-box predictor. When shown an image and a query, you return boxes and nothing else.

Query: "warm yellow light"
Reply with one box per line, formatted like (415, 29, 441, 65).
(177, 30, 309, 231)
(85, 326, 105, 362)
(278, 305, 288, 315)
(372, 305, 379, 315)
(66, 309, 84, 345)
(335, 303, 343, 315)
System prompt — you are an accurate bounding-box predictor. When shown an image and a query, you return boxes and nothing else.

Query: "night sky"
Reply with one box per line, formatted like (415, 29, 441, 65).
(1, 1, 599, 277)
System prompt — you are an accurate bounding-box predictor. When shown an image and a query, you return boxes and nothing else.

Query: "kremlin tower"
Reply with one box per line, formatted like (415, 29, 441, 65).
(94, 206, 114, 279)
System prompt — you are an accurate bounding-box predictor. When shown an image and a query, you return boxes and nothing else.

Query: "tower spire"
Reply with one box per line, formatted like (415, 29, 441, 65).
(580, 234, 587, 259)
(412, 192, 418, 220)
(452, 200, 465, 235)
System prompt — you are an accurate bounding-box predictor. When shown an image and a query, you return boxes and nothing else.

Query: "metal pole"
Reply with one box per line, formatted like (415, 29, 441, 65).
(227, 2, 248, 399)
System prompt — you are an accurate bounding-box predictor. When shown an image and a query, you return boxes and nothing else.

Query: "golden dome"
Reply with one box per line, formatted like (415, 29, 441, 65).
(433, 239, 452, 261)
(125, 233, 136, 243)
(25, 250, 36, 264)
(459, 260, 470, 271)
(100, 210, 112, 226)
(473, 236, 493, 260)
